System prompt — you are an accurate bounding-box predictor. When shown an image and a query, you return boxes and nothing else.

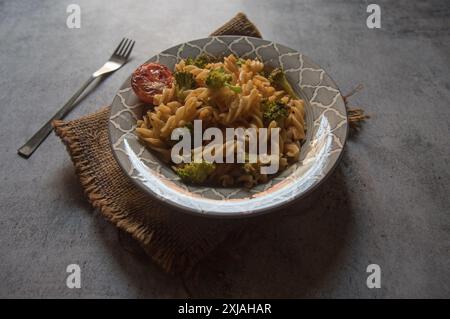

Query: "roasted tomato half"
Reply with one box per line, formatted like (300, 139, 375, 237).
(131, 63, 174, 104)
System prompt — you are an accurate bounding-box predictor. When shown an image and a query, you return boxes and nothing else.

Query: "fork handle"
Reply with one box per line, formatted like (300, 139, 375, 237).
(17, 76, 96, 158)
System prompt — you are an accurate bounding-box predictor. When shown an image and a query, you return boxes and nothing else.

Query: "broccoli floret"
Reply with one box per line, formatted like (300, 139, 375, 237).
(268, 68, 298, 99)
(236, 58, 246, 67)
(185, 55, 211, 68)
(175, 71, 195, 91)
(206, 68, 242, 93)
(226, 84, 242, 94)
(206, 67, 231, 88)
(262, 100, 289, 124)
(185, 57, 194, 65)
(174, 161, 216, 184)
(174, 71, 195, 100)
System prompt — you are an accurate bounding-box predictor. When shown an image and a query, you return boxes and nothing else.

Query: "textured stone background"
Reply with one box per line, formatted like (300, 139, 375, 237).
(0, 0, 449, 298)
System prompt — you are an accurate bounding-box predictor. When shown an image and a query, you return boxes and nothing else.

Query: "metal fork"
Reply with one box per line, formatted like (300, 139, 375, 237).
(18, 38, 135, 158)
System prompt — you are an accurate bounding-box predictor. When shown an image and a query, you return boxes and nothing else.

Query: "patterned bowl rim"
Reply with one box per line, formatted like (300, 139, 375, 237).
(108, 36, 348, 218)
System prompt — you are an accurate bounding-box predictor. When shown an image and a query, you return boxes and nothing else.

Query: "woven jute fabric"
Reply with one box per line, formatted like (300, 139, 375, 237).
(53, 13, 260, 274)
(210, 12, 262, 38)
(53, 13, 366, 275)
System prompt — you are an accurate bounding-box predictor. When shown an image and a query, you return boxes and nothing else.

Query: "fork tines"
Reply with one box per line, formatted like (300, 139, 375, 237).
(113, 38, 135, 59)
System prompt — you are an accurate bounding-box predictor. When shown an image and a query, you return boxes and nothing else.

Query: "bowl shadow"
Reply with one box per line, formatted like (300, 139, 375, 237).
(182, 162, 354, 298)
(87, 155, 354, 298)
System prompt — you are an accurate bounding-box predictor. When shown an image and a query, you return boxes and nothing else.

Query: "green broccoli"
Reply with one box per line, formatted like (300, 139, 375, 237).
(174, 71, 195, 100)
(262, 100, 289, 124)
(185, 55, 211, 68)
(206, 68, 242, 93)
(236, 58, 246, 67)
(205, 67, 231, 88)
(268, 68, 298, 99)
(175, 71, 195, 91)
(174, 161, 216, 184)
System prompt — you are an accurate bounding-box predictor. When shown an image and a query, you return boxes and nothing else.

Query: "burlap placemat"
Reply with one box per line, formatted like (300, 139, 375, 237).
(53, 13, 367, 275)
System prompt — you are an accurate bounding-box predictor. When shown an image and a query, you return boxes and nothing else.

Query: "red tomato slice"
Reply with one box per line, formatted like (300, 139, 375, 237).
(131, 63, 174, 104)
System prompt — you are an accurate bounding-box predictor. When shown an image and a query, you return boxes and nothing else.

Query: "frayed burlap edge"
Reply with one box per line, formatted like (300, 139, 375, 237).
(52, 109, 155, 246)
(343, 84, 370, 130)
(52, 110, 175, 272)
(52, 107, 246, 275)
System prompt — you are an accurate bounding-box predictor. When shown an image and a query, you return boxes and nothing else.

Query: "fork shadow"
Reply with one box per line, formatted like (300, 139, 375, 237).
(182, 160, 354, 298)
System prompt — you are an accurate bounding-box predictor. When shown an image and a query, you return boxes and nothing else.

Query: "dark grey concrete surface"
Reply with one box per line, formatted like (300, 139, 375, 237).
(0, 0, 449, 298)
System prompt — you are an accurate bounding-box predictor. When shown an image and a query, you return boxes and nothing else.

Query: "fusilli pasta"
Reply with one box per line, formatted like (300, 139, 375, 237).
(136, 54, 306, 187)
